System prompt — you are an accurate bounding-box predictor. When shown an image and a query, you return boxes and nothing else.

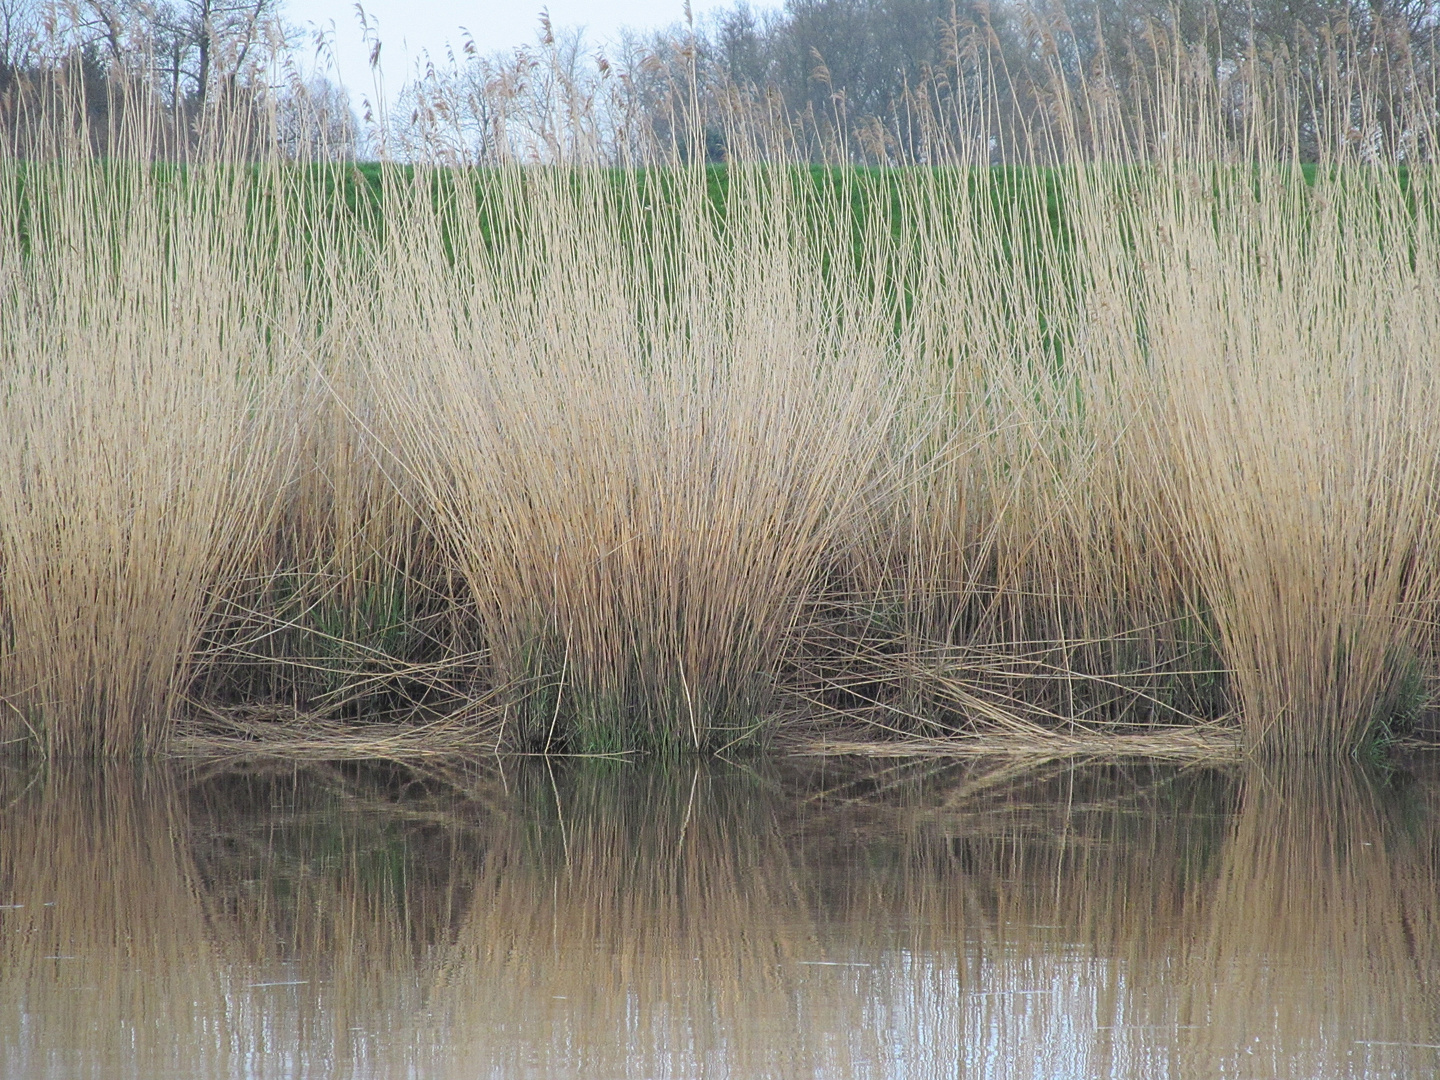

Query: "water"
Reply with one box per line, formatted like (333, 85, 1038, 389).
(1, 754, 1437, 1079)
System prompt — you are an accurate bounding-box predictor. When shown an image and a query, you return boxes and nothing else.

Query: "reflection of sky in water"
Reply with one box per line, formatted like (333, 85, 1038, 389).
(1, 758, 1438, 1079)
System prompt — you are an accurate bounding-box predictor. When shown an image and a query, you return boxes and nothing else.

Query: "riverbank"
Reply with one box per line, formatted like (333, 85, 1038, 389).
(3, 81, 1438, 759)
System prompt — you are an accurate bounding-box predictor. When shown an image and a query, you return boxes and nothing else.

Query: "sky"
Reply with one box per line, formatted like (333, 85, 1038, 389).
(281, 1, 733, 104)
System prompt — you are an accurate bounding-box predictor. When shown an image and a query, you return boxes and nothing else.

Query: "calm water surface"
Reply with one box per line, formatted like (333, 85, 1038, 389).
(1, 754, 1438, 1079)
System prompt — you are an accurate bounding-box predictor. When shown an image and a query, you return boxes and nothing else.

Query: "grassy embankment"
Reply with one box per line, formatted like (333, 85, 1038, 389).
(0, 104, 1437, 759)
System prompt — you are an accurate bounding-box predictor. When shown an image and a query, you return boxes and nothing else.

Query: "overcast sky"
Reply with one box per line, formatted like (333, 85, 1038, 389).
(281, 1, 734, 103)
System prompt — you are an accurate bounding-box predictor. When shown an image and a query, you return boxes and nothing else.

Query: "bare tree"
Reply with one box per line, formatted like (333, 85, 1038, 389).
(154, 0, 284, 104)
(272, 70, 360, 157)
(55, 0, 283, 105)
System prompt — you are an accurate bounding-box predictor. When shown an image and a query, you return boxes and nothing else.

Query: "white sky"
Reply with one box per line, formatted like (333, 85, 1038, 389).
(281, 1, 735, 104)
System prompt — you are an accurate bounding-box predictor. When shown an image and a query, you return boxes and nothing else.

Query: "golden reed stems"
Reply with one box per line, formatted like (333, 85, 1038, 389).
(1, 48, 1437, 757)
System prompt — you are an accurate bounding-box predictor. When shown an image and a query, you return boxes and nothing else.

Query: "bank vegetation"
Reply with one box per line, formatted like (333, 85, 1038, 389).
(1, 16, 1438, 758)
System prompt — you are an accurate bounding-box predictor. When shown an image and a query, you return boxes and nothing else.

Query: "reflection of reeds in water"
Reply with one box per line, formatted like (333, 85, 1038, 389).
(420, 765, 907, 1076)
(183, 762, 478, 1069)
(0, 760, 473, 1078)
(2, 758, 1439, 1077)
(877, 760, 1440, 1078)
(0, 762, 229, 1076)
(1173, 766, 1440, 1078)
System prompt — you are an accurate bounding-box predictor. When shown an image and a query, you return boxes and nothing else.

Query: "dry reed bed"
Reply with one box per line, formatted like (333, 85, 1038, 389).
(1, 69, 1438, 757)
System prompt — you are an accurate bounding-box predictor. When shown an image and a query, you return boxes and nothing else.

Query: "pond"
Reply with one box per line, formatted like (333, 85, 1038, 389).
(1, 754, 1437, 1078)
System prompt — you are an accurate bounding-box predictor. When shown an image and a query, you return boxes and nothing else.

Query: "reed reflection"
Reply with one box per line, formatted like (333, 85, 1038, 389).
(0, 762, 227, 1078)
(0, 755, 1437, 1078)
(1174, 764, 1440, 1078)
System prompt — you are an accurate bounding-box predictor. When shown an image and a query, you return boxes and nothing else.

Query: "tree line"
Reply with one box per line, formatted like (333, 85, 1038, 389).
(395, 0, 1440, 164)
(0, 0, 360, 156)
(1, 0, 1436, 161)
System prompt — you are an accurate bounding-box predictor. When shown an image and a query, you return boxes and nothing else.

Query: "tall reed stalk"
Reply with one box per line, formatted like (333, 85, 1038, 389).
(369, 162, 901, 750)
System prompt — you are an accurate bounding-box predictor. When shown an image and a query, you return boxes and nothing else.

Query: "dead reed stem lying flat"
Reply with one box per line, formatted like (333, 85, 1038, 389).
(786, 730, 1244, 763)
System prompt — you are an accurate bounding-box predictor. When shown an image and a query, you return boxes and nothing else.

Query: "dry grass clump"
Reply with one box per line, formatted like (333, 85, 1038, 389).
(1071, 73, 1440, 755)
(859, 67, 1440, 755)
(0, 117, 302, 755)
(1133, 159, 1440, 754)
(370, 163, 902, 752)
(2, 46, 1439, 757)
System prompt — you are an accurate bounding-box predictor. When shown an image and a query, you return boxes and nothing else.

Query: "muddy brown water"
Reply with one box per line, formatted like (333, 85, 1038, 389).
(1, 753, 1437, 1078)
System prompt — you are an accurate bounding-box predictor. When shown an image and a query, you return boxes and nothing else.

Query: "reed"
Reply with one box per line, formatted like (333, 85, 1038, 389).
(1, 36, 1437, 757)
(367, 162, 903, 751)
(0, 112, 301, 754)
